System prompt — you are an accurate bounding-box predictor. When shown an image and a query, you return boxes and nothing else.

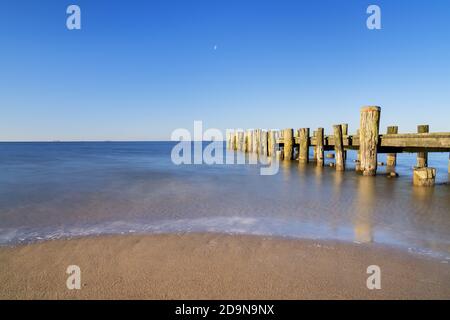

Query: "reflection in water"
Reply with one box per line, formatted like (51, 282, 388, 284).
(0, 142, 449, 259)
(353, 177, 375, 244)
(296, 162, 308, 180)
(280, 158, 293, 181)
(314, 165, 324, 185)
(412, 184, 435, 204)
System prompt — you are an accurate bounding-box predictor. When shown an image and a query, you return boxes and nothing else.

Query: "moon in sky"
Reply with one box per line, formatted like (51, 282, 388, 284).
(213, 45, 218, 50)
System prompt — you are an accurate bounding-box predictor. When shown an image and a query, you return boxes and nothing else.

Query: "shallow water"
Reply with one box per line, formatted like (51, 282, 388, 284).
(0, 142, 449, 259)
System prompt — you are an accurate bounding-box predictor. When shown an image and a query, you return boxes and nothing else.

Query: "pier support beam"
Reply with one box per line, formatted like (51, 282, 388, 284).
(333, 125, 345, 171)
(312, 131, 317, 160)
(226, 132, 232, 149)
(359, 106, 381, 176)
(252, 130, 258, 154)
(413, 167, 436, 187)
(260, 130, 268, 156)
(416, 125, 429, 168)
(245, 130, 251, 153)
(355, 129, 361, 171)
(237, 131, 245, 151)
(341, 124, 348, 160)
(299, 128, 310, 164)
(316, 128, 324, 166)
(255, 129, 261, 154)
(283, 128, 294, 160)
(268, 130, 277, 157)
(386, 126, 398, 167)
(232, 131, 238, 151)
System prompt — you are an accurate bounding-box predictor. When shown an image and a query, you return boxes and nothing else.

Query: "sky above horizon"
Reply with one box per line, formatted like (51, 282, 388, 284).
(1, 0, 449, 141)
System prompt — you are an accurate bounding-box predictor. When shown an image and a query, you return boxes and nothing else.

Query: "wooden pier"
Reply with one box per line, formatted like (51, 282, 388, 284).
(227, 106, 450, 186)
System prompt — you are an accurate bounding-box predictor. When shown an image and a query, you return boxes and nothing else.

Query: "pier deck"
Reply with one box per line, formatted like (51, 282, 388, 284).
(276, 132, 450, 153)
(227, 106, 450, 186)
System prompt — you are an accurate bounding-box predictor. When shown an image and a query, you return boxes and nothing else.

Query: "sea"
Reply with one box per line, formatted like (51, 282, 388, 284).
(0, 141, 449, 259)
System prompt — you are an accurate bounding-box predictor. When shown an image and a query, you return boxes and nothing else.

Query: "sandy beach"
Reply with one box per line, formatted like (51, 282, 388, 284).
(0, 233, 449, 299)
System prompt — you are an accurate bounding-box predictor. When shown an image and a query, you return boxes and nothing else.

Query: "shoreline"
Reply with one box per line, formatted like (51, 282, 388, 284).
(1, 230, 449, 261)
(1, 232, 449, 299)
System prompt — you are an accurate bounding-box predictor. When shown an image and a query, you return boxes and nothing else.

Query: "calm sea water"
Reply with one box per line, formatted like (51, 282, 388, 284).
(0, 142, 449, 259)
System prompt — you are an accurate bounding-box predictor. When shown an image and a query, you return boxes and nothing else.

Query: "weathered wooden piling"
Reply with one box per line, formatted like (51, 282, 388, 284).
(237, 131, 245, 151)
(226, 132, 232, 149)
(254, 129, 261, 154)
(312, 130, 317, 160)
(268, 130, 277, 156)
(316, 128, 324, 166)
(257, 129, 262, 155)
(299, 128, 310, 164)
(283, 128, 294, 160)
(386, 126, 398, 167)
(341, 124, 348, 160)
(359, 106, 381, 176)
(231, 132, 237, 151)
(413, 167, 436, 187)
(417, 125, 429, 168)
(252, 130, 258, 154)
(333, 125, 345, 171)
(260, 130, 268, 156)
(245, 130, 251, 153)
(355, 129, 361, 171)
(232, 132, 235, 150)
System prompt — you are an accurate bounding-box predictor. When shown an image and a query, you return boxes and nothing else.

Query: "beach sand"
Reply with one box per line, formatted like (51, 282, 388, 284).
(0, 233, 449, 299)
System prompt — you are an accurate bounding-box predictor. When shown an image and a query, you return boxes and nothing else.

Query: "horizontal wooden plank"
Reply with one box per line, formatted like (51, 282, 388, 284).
(276, 132, 450, 152)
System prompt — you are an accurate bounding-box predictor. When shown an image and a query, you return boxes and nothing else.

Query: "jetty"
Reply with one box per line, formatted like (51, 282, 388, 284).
(226, 106, 450, 186)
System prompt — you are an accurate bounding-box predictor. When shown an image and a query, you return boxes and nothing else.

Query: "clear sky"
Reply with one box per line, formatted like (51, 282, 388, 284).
(0, 0, 449, 141)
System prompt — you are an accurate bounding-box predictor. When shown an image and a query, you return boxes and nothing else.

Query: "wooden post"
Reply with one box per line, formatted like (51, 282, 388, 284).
(413, 167, 436, 187)
(257, 129, 263, 155)
(244, 129, 250, 152)
(416, 125, 429, 168)
(386, 126, 398, 167)
(333, 125, 345, 171)
(268, 130, 277, 156)
(251, 130, 255, 153)
(355, 129, 361, 171)
(299, 128, 310, 164)
(359, 106, 381, 176)
(261, 131, 269, 156)
(252, 130, 258, 153)
(283, 128, 294, 160)
(312, 130, 317, 160)
(232, 131, 237, 151)
(257, 129, 262, 154)
(226, 132, 231, 149)
(253, 129, 259, 154)
(316, 128, 324, 166)
(237, 131, 245, 151)
(247, 130, 251, 152)
(341, 124, 348, 160)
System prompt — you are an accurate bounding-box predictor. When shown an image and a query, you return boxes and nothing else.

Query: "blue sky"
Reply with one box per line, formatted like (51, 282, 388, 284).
(0, 0, 449, 141)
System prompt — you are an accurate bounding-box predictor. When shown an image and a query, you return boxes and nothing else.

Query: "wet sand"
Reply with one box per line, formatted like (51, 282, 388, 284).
(0, 233, 449, 299)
